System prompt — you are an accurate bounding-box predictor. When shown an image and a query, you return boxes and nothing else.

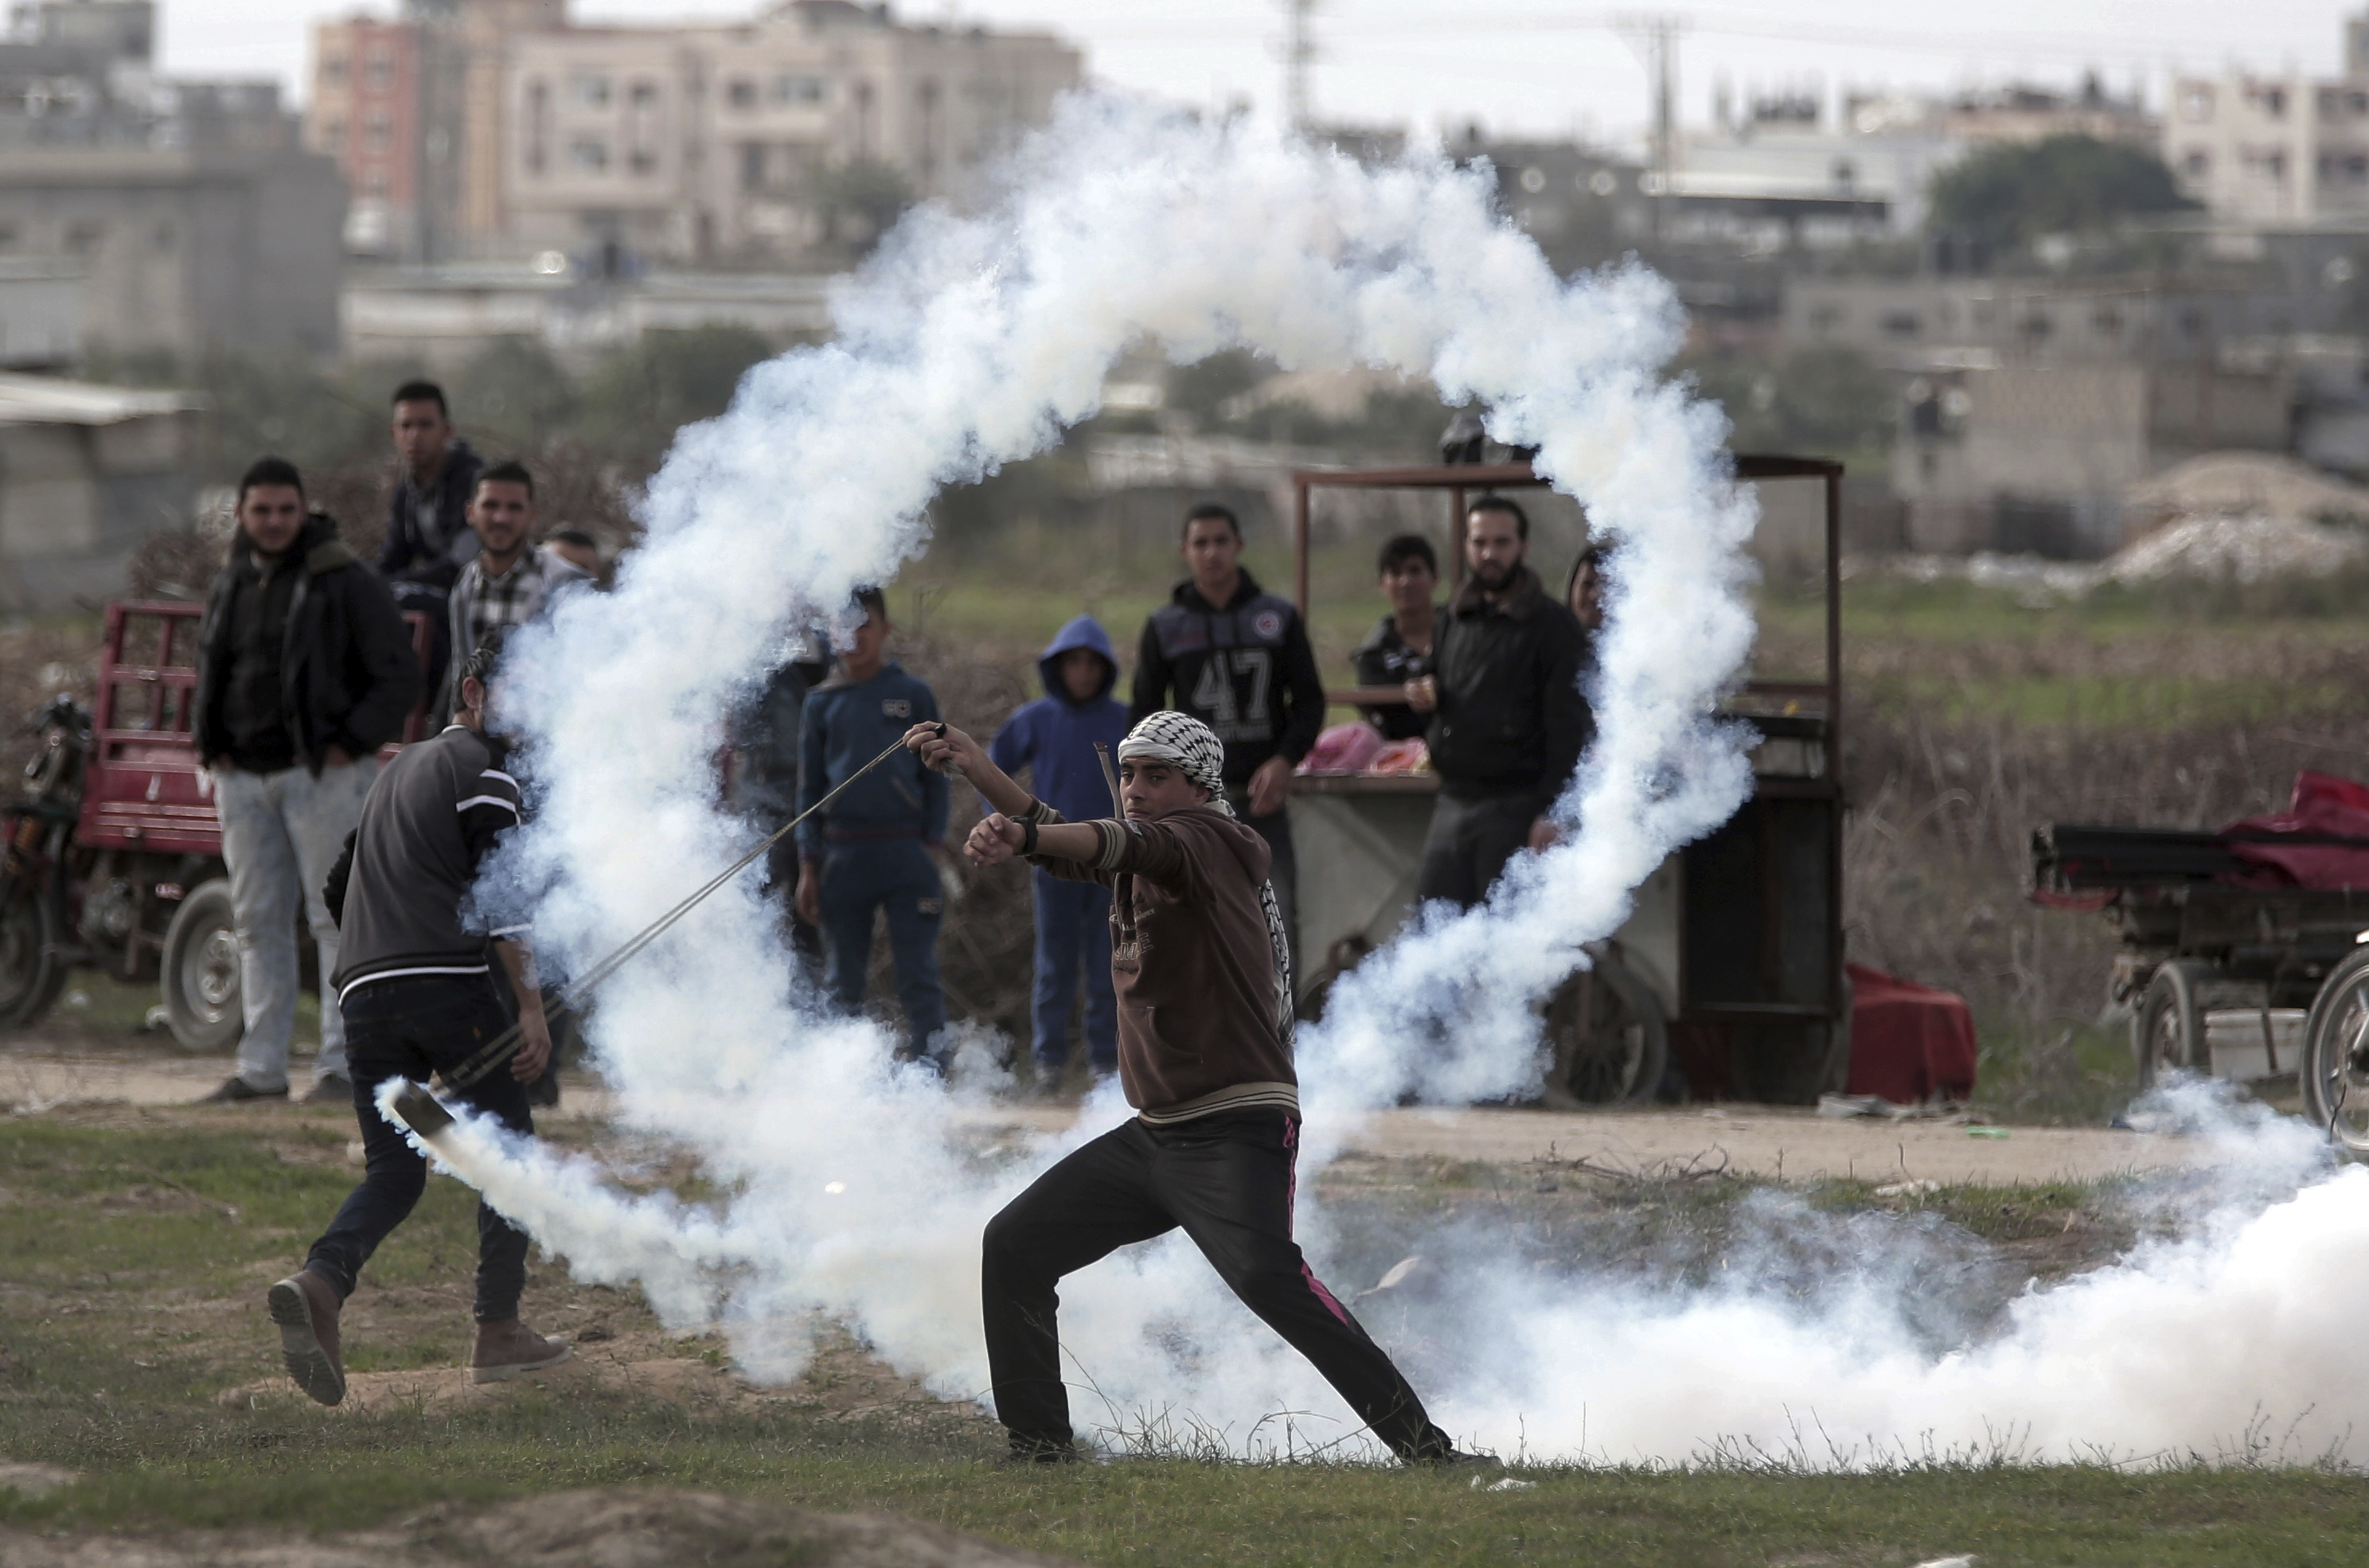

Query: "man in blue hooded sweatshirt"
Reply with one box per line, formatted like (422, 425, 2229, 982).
(989, 615, 1130, 1086)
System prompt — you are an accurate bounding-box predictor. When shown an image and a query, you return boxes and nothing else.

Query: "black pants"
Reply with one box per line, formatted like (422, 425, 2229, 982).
(306, 973, 535, 1321)
(980, 1109, 1452, 1461)
(1228, 791, 1298, 980)
(1415, 792, 1542, 909)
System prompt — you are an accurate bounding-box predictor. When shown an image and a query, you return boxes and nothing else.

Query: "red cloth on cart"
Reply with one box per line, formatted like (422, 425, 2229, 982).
(2221, 770, 2369, 890)
(1845, 962, 1977, 1105)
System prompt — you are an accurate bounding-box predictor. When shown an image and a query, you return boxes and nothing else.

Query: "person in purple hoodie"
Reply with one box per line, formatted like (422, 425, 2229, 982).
(989, 615, 1131, 1087)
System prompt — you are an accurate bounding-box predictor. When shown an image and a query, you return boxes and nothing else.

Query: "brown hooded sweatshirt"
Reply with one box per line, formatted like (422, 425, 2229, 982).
(1024, 801, 1297, 1123)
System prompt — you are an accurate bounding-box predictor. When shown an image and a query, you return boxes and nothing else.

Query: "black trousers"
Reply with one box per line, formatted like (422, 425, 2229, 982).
(306, 973, 535, 1321)
(980, 1108, 1452, 1460)
(1415, 791, 1542, 909)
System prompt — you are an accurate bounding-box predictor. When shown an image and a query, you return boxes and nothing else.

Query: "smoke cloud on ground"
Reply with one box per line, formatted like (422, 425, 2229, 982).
(394, 98, 2363, 1468)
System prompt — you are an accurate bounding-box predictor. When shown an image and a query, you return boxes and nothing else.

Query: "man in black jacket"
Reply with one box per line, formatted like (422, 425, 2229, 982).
(1407, 495, 1590, 907)
(1130, 503, 1325, 973)
(191, 458, 421, 1104)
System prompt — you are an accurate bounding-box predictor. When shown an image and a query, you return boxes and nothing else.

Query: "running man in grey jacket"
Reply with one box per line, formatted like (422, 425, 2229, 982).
(266, 631, 569, 1407)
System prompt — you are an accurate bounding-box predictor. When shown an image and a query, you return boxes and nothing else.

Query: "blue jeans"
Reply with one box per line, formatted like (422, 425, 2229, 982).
(307, 974, 533, 1321)
(818, 839, 946, 1058)
(1031, 869, 1115, 1071)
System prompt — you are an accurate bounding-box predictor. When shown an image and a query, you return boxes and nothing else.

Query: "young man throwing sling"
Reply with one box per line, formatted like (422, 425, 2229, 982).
(907, 712, 1472, 1466)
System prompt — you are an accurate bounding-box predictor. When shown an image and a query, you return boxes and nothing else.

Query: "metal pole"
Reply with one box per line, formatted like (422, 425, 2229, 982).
(1449, 486, 1466, 592)
(1294, 478, 1312, 616)
(1825, 465, 1842, 759)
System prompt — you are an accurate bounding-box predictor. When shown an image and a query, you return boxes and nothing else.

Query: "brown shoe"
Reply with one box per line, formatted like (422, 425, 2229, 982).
(469, 1318, 571, 1384)
(267, 1270, 344, 1406)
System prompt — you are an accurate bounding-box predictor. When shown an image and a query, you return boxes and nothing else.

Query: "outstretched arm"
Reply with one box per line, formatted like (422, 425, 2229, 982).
(905, 722, 1033, 817)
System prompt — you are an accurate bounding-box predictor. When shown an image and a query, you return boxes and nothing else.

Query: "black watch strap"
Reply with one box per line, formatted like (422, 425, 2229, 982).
(1020, 817, 1040, 856)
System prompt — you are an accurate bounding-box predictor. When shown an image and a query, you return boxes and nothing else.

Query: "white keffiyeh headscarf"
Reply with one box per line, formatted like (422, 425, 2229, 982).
(1118, 710, 1295, 1047)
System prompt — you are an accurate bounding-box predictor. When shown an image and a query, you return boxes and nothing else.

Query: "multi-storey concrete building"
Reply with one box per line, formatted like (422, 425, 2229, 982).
(0, 0, 345, 358)
(2163, 9, 2369, 226)
(307, 0, 1077, 266)
(502, 1, 1078, 265)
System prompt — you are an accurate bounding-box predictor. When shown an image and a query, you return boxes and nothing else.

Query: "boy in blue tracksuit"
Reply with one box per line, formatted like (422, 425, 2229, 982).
(794, 589, 949, 1061)
(988, 615, 1131, 1082)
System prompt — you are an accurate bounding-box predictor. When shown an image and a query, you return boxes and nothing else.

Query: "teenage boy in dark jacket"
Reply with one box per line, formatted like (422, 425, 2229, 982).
(190, 458, 421, 1105)
(794, 589, 949, 1061)
(1349, 533, 1442, 743)
(988, 614, 1130, 1084)
(1405, 495, 1589, 908)
(1130, 503, 1325, 971)
(906, 712, 1473, 1469)
(381, 381, 484, 704)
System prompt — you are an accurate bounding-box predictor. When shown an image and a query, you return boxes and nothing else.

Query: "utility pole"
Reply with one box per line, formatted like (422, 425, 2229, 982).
(1616, 13, 1686, 240)
(1280, 0, 1317, 134)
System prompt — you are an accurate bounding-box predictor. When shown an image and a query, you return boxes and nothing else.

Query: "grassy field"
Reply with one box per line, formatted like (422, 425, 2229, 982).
(2, 1110, 2362, 1566)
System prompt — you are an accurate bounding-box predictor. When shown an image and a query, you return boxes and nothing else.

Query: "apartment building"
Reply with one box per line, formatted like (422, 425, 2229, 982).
(0, 0, 343, 357)
(2163, 10, 2369, 226)
(307, 0, 1077, 265)
(502, 1, 1079, 264)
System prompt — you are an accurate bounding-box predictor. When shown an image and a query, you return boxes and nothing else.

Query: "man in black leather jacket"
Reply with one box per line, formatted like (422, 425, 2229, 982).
(1407, 495, 1590, 908)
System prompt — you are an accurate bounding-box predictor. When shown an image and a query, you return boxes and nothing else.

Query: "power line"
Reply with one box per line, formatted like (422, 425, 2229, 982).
(1075, 10, 2277, 71)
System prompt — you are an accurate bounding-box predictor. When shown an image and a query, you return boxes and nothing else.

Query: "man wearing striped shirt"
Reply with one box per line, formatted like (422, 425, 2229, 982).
(265, 631, 570, 1407)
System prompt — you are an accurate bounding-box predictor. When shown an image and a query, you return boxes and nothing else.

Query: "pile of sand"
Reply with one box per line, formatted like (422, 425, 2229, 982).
(2107, 513, 2367, 586)
(0, 1488, 1079, 1568)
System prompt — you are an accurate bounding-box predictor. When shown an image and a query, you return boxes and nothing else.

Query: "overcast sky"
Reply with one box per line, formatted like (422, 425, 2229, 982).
(159, 0, 2345, 146)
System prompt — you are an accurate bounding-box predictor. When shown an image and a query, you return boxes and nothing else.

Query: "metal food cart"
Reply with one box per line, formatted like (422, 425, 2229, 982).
(1285, 455, 1848, 1105)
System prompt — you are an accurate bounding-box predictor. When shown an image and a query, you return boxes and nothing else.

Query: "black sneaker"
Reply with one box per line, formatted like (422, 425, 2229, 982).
(195, 1076, 287, 1105)
(301, 1074, 353, 1106)
(526, 1069, 560, 1109)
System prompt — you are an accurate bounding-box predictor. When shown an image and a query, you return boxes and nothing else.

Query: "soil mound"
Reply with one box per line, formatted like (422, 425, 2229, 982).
(0, 1487, 1079, 1567)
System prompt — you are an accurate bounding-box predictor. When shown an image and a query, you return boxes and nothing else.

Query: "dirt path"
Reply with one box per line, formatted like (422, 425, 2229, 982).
(0, 1040, 2203, 1184)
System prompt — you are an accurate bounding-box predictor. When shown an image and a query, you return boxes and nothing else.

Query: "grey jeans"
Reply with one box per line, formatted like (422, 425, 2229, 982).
(213, 759, 377, 1090)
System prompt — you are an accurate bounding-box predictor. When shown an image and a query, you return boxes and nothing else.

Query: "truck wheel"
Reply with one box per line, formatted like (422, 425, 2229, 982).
(2133, 959, 2207, 1090)
(160, 880, 243, 1053)
(2301, 947, 2369, 1155)
(1543, 948, 1669, 1106)
(0, 883, 67, 1027)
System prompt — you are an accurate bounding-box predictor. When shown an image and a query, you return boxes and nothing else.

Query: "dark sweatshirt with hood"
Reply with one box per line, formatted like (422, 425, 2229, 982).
(1130, 570, 1325, 789)
(194, 512, 423, 777)
(988, 614, 1130, 825)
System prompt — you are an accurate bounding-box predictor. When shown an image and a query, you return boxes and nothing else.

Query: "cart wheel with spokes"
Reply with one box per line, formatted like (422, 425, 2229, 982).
(2301, 946, 2369, 1155)
(160, 879, 243, 1053)
(2133, 959, 2209, 1090)
(1542, 947, 1668, 1106)
(0, 880, 67, 1027)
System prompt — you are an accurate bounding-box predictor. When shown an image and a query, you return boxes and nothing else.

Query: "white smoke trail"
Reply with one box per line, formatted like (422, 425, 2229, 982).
(406, 97, 2365, 1467)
